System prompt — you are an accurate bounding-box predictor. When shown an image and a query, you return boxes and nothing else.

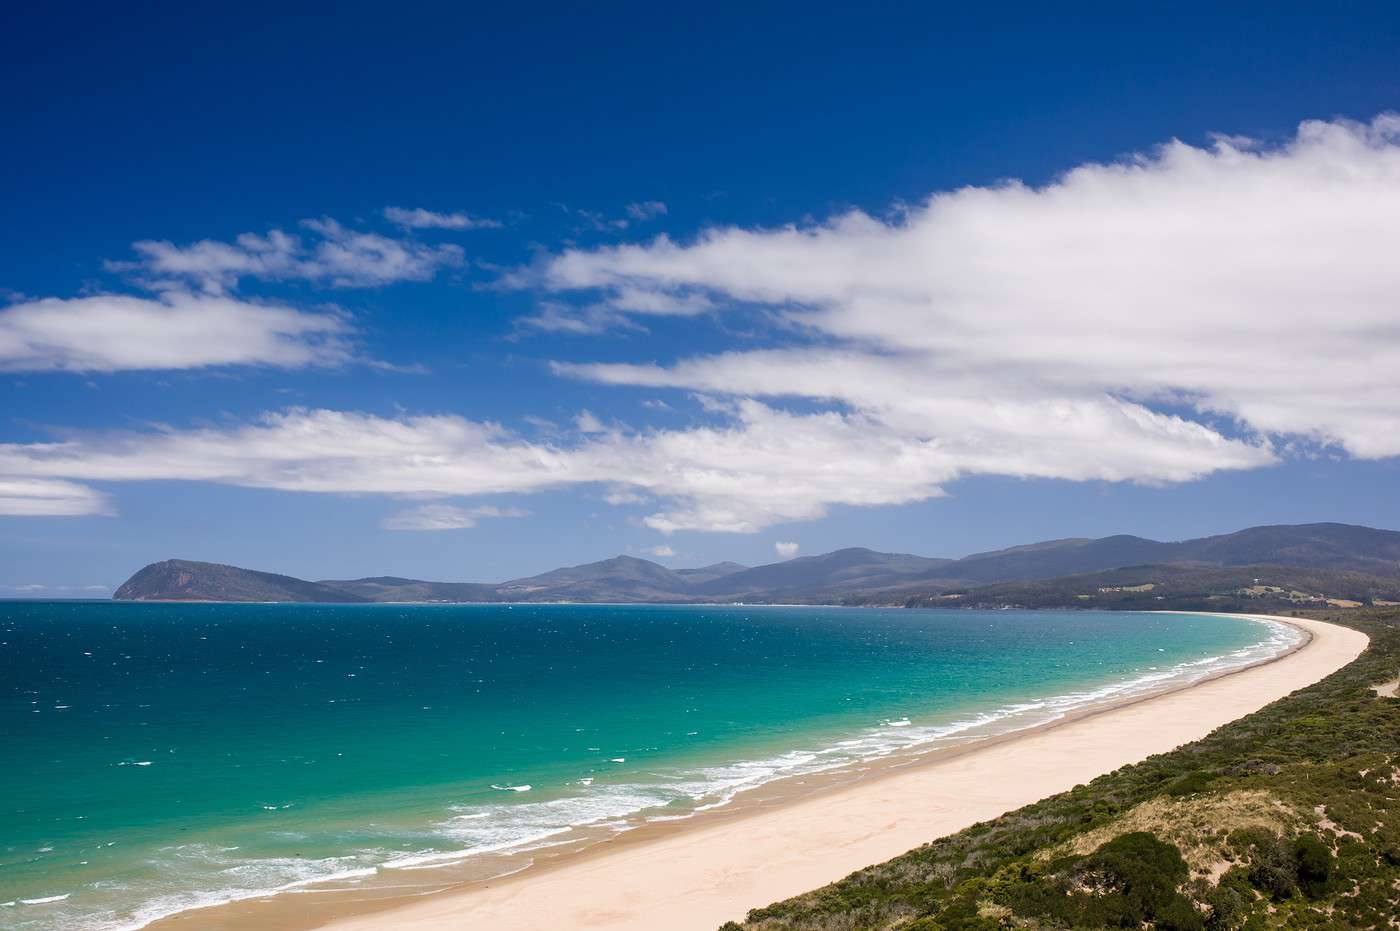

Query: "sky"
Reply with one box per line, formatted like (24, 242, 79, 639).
(4, 2, 1400, 594)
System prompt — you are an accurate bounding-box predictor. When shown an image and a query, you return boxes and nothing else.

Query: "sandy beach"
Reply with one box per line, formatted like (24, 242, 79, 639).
(235, 613, 1359, 931)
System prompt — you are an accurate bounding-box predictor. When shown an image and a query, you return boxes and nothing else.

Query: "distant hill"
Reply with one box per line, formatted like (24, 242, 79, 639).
(674, 562, 749, 583)
(1168, 522, 1400, 575)
(112, 523, 1400, 605)
(493, 555, 696, 602)
(114, 559, 368, 603)
(314, 577, 499, 602)
(694, 548, 956, 600)
(900, 523, 1400, 586)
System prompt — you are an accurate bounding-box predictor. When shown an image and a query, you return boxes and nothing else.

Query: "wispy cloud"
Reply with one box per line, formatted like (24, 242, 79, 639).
(513, 301, 644, 336)
(511, 288, 712, 337)
(553, 201, 667, 234)
(644, 544, 676, 557)
(383, 206, 503, 230)
(774, 541, 799, 558)
(0, 478, 112, 516)
(0, 583, 112, 594)
(0, 400, 1266, 532)
(380, 502, 528, 530)
(625, 201, 668, 222)
(119, 218, 464, 293)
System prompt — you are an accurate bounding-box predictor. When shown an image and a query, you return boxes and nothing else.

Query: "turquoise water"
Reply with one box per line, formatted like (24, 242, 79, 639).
(0, 602, 1294, 929)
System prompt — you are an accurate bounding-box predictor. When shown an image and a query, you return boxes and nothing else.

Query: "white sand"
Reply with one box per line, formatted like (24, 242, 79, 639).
(316, 614, 1365, 931)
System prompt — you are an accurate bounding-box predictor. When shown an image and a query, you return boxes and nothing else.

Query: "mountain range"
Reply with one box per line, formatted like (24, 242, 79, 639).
(112, 522, 1400, 606)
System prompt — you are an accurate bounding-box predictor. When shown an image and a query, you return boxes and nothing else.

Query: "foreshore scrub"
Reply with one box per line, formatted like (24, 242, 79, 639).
(728, 608, 1400, 930)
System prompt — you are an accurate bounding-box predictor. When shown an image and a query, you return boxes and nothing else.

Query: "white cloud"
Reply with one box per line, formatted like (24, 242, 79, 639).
(575, 410, 607, 433)
(0, 401, 1266, 532)
(644, 544, 676, 557)
(536, 115, 1400, 462)
(383, 206, 503, 230)
(774, 541, 799, 558)
(380, 503, 528, 531)
(25, 118, 1400, 533)
(606, 286, 712, 316)
(124, 218, 463, 292)
(0, 478, 111, 516)
(0, 292, 351, 373)
(1, 583, 110, 593)
(512, 288, 710, 337)
(625, 201, 668, 221)
(514, 302, 636, 335)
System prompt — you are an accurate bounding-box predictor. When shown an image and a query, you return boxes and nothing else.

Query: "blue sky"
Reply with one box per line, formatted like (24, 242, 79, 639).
(4, 2, 1400, 593)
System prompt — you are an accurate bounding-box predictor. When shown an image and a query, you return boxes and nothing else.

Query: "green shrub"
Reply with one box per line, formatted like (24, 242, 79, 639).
(1203, 876, 1251, 930)
(1077, 832, 1200, 929)
(1291, 834, 1334, 897)
(1227, 827, 1297, 900)
(1166, 770, 1215, 796)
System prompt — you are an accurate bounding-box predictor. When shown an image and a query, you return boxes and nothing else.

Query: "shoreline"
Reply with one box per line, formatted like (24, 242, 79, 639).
(148, 612, 1366, 931)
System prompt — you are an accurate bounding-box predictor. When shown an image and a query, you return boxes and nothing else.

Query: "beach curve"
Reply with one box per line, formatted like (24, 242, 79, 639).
(240, 613, 1365, 931)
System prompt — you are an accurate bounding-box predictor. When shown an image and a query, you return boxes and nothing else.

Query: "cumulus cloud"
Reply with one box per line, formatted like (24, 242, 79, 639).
(383, 206, 503, 230)
(380, 503, 528, 530)
(774, 541, 799, 558)
(123, 218, 463, 292)
(644, 544, 676, 557)
(0, 402, 1266, 532)
(0, 292, 352, 372)
(537, 115, 1400, 462)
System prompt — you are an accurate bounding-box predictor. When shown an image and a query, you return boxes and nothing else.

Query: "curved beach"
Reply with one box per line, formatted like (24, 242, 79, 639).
(216, 613, 1363, 931)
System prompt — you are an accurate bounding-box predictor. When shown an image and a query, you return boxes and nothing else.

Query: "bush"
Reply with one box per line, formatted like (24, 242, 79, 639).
(1228, 827, 1297, 900)
(1291, 834, 1334, 897)
(1166, 770, 1215, 796)
(1041, 832, 1204, 929)
(1203, 868, 1258, 930)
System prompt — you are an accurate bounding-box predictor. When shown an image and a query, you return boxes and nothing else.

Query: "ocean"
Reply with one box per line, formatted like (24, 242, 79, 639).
(0, 602, 1298, 930)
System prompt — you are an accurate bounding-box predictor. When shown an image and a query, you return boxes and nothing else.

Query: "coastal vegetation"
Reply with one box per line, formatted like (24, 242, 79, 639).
(886, 565, 1400, 612)
(720, 606, 1400, 930)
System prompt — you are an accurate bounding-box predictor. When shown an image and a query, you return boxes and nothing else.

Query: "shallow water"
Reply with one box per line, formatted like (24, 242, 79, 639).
(0, 602, 1295, 930)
